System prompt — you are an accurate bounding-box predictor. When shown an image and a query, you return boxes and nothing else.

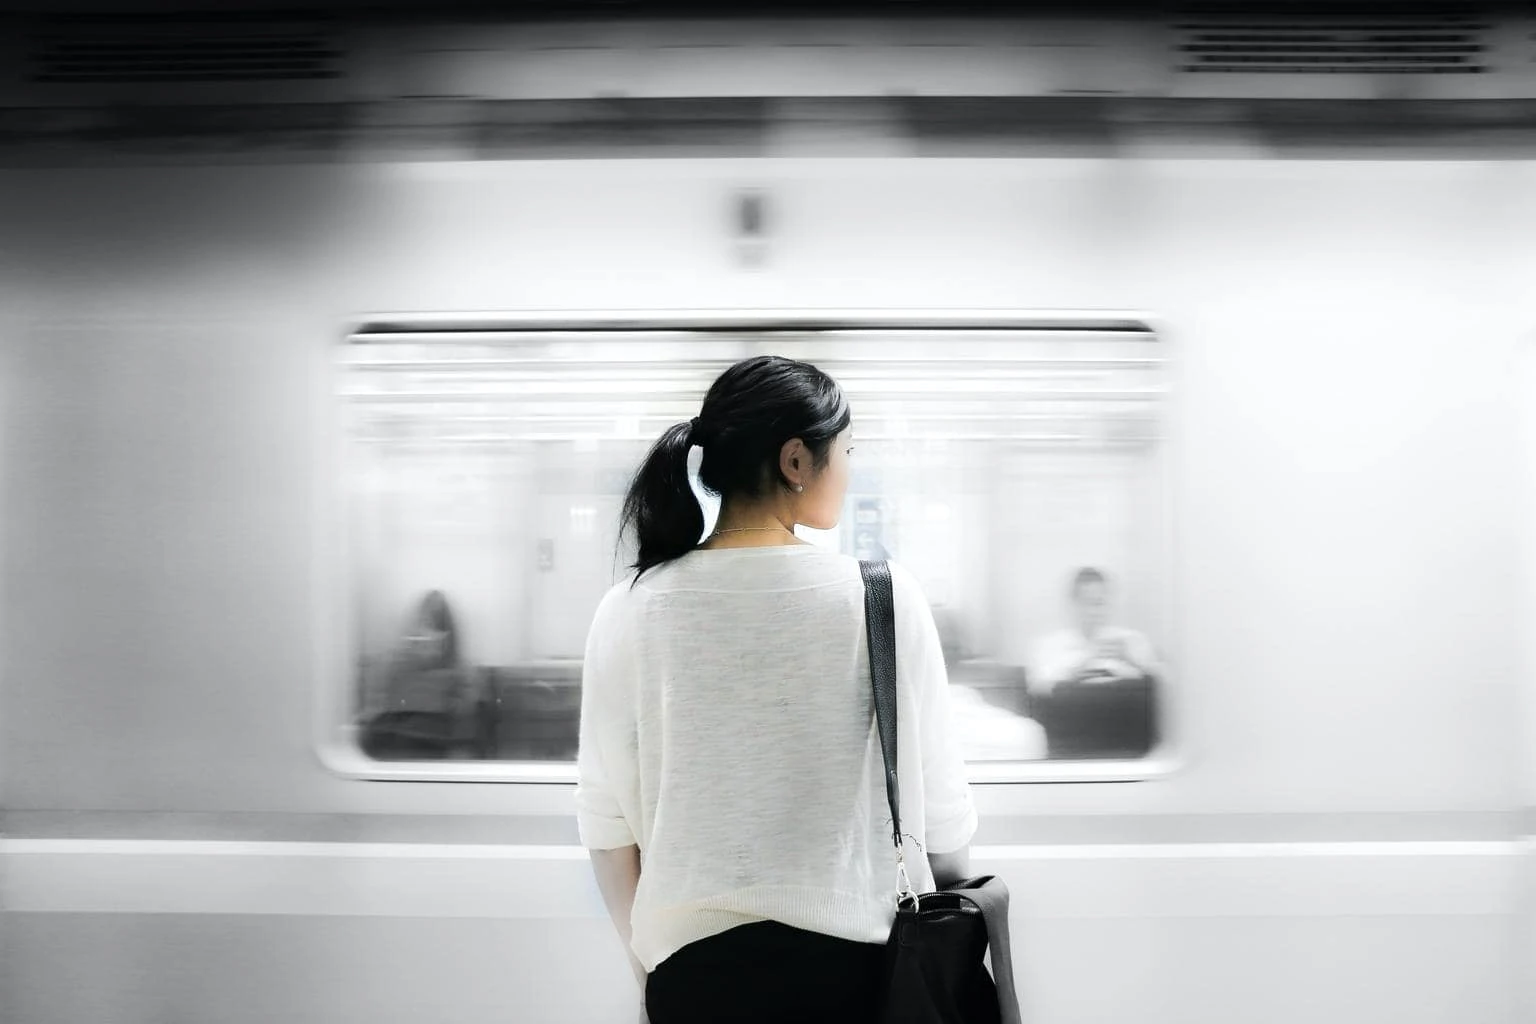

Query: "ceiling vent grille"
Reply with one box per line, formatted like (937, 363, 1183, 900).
(26, 14, 341, 84)
(1176, 11, 1490, 74)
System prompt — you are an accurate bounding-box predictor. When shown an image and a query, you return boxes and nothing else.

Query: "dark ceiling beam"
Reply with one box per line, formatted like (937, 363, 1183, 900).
(0, 1, 1515, 18)
(3, 95, 1534, 151)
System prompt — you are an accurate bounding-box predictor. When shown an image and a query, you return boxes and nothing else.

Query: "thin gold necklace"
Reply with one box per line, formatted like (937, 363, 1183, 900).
(711, 526, 793, 536)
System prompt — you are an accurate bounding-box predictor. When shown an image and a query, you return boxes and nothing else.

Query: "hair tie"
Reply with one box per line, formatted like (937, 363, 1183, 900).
(688, 417, 702, 446)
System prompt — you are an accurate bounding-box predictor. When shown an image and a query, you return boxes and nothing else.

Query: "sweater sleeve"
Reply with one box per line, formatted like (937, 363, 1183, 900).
(575, 584, 639, 850)
(890, 563, 979, 856)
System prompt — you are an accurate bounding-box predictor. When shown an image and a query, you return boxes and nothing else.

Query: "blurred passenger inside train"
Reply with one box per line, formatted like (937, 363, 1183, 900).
(359, 589, 474, 760)
(575, 356, 977, 1024)
(1029, 567, 1160, 696)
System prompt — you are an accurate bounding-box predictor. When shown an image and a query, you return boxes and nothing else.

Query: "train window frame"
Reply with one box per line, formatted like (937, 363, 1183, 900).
(314, 310, 1185, 784)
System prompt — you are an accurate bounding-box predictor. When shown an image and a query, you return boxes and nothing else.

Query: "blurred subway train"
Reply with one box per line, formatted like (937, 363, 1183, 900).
(2, 3, 1535, 1023)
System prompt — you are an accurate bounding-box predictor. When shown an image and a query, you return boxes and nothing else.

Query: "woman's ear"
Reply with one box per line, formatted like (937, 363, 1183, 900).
(779, 437, 806, 488)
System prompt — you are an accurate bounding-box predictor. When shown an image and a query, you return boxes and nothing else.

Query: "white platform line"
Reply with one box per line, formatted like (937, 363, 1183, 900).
(0, 839, 590, 859)
(0, 838, 1523, 859)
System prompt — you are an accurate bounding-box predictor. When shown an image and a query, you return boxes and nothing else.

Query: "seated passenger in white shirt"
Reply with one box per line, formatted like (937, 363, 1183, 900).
(1029, 567, 1161, 697)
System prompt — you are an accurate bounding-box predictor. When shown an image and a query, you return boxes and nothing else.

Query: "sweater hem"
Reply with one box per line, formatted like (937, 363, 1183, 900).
(634, 885, 895, 972)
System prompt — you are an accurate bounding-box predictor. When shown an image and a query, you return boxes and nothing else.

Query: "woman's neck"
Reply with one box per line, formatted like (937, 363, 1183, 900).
(700, 501, 806, 549)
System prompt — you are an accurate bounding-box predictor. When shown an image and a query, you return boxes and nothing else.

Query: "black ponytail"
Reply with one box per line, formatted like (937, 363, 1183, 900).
(618, 355, 850, 584)
(619, 421, 705, 583)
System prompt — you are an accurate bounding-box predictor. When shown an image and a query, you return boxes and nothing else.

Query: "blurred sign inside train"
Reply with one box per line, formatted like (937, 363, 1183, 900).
(340, 318, 1171, 767)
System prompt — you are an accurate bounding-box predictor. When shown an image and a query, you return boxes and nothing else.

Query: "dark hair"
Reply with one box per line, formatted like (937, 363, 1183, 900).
(411, 589, 459, 667)
(1071, 567, 1108, 598)
(619, 355, 851, 582)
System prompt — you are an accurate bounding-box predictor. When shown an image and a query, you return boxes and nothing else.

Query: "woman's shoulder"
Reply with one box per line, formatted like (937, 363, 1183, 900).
(590, 576, 646, 629)
(882, 558, 921, 591)
(878, 560, 947, 637)
(881, 559, 933, 605)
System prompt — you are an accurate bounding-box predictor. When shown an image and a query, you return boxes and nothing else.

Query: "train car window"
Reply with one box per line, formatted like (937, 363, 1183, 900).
(334, 316, 1171, 779)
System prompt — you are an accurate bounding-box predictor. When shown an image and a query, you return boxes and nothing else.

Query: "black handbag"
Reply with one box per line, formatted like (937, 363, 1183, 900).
(860, 560, 1024, 1024)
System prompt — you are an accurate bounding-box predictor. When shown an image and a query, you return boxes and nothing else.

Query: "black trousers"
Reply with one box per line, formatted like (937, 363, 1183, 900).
(645, 920, 887, 1024)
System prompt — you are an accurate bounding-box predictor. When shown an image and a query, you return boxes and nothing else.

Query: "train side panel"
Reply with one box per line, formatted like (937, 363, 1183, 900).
(1, 157, 1531, 1023)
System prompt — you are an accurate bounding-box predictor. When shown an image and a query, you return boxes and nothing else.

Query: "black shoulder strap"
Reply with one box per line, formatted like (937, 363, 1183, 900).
(859, 559, 902, 851)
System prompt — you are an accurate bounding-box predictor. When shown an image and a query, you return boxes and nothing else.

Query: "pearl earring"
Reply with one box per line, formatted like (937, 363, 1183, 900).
(793, 484, 804, 493)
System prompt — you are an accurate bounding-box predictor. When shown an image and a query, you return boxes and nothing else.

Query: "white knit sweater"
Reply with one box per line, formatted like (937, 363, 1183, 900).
(575, 545, 979, 971)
